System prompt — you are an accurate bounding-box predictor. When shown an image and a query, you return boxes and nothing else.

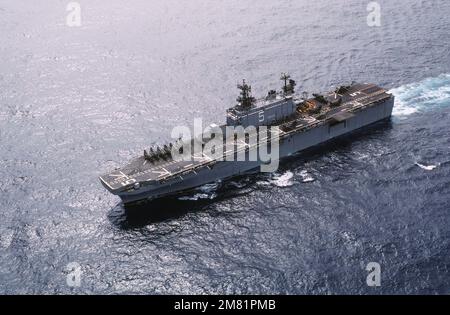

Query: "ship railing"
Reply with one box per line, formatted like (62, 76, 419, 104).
(154, 129, 281, 182)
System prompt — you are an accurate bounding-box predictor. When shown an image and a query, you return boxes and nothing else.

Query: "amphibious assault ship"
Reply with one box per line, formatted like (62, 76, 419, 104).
(100, 74, 394, 204)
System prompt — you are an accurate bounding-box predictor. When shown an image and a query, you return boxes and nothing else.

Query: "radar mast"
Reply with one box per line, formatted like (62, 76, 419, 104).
(236, 79, 256, 108)
(280, 72, 296, 95)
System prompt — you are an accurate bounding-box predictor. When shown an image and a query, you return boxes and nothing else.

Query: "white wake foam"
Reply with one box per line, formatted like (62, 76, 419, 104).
(178, 193, 217, 201)
(415, 162, 437, 171)
(270, 171, 294, 187)
(390, 74, 450, 118)
(299, 170, 315, 183)
(178, 181, 220, 200)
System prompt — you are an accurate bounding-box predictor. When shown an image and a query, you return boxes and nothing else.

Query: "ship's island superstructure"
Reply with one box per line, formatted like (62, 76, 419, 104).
(100, 74, 394, 204)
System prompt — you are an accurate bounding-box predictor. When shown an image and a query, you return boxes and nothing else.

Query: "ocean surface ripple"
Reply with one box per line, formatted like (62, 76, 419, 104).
(1, 0, 450, 294)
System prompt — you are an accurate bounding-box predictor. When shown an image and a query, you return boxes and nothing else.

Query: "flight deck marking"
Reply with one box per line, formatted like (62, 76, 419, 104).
(151, 167, 171, 178)
(109, 171, 131, 184)
(109, 171, 129, 179)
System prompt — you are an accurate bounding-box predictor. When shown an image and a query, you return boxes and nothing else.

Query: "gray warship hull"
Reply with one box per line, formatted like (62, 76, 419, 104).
(100, 82, 394, 204)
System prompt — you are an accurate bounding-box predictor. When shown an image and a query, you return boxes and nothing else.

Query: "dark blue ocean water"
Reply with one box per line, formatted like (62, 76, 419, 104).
(1, 0, 450, 294)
